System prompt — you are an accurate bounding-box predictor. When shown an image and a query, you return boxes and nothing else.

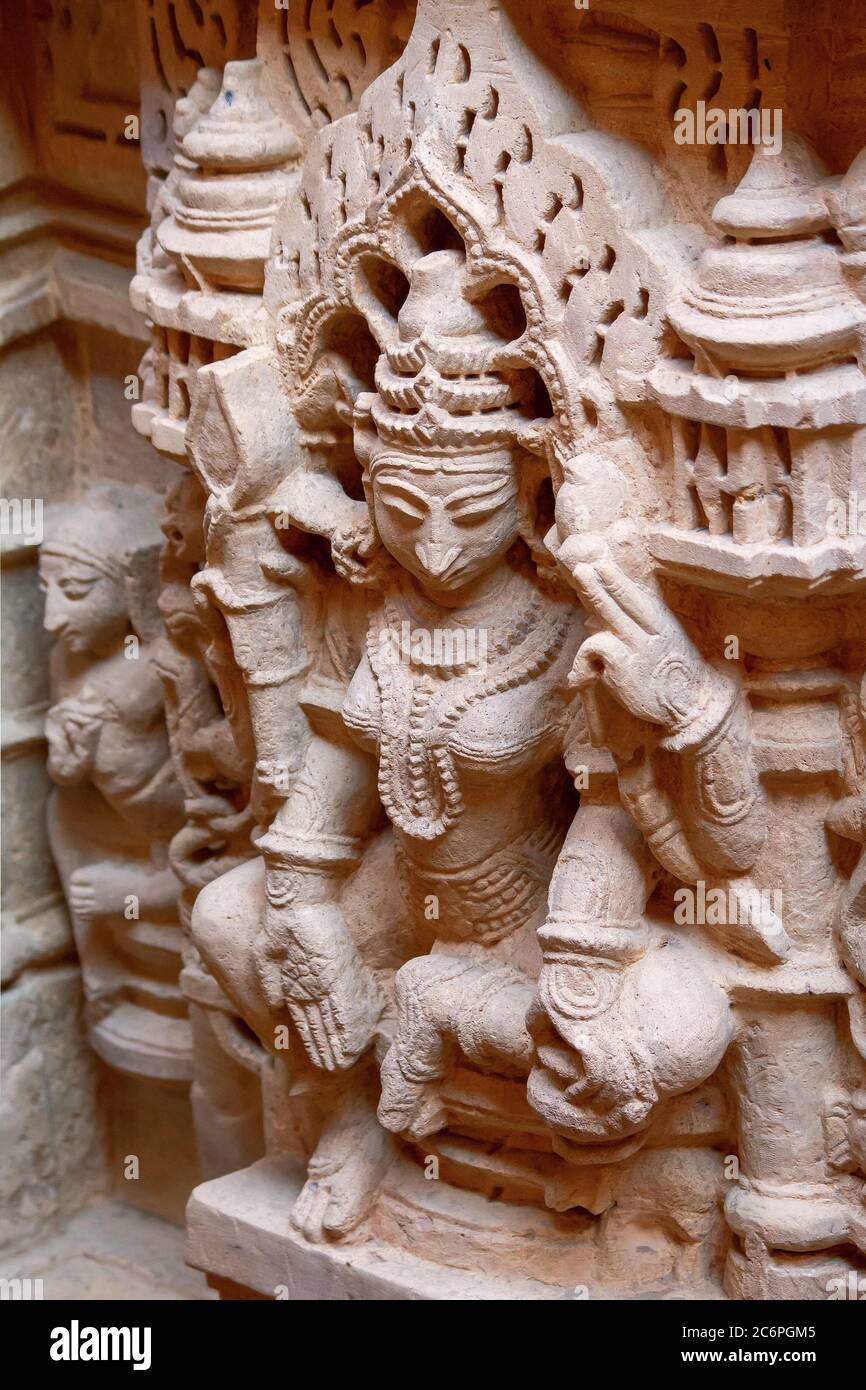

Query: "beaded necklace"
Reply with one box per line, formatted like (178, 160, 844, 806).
(367, 566, 572, 840)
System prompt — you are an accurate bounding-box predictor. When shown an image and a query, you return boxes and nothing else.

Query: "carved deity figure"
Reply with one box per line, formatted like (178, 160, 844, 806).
(41, 483, 190, 1080)
(155, 473, 265, 1172)
(166, 0, 866, 1300)
(194, 244, 587, 1237)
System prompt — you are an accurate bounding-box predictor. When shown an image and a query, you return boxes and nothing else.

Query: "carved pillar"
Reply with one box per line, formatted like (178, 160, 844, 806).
(640, 133, 866, 1298)
(131, 29, 276, 1177)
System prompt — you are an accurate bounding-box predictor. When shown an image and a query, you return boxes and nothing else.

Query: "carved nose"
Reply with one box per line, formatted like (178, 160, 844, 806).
(43, 598, 66, 634)
(415, 541, 459, 577)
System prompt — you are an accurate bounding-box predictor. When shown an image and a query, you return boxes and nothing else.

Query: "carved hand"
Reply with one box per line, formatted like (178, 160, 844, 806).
(528, 982, 659, 1141)
(258, 904, 383, 1072)
(45, 699, 104, 783)
(68, 862, 145, 921)
(567, 555, 712, 739)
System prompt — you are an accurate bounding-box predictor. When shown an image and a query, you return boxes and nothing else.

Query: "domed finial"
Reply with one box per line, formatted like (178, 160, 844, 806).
(670, 132, 857, 375)
(712, 133, 829, 240)
(158, 60, 299, 292)
(181, 60, 300, 170)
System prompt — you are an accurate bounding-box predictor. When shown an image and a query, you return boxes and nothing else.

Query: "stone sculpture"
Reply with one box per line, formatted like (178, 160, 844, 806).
(41, 483, 191, 1081)
(155, 470, 264, 1177)
(109, 0, 866, 1298)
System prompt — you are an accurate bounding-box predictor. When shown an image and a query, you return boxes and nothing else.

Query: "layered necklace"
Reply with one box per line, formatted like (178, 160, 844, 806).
(367, 563, 572, 840)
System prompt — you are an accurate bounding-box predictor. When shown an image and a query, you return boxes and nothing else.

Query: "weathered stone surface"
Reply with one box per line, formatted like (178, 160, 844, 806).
(10, 1200, 215, 1300)
(6, 0, 866, 1303)
(124, 0, 866, 1300)
(0, 0, 200, 1256)
(0, 967, 106, 1253)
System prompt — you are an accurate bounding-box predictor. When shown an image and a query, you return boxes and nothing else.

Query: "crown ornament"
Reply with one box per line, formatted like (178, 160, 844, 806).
(354, 248, 543, 471)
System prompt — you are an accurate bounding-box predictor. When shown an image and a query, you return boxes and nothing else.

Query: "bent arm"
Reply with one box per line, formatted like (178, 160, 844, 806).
(665, 677, 768, 876)
(255, 726, 383, 1071)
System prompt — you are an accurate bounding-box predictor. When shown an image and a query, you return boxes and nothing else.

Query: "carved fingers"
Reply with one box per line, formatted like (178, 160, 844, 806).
(528, 1012, 657, 1141)
(68, 868, 97, 921)
(274, 910, 384, 1072)
(568, 558, 710, 733)
(570, 556, 666, 642)
(68, 863, 139, 921)
(45, 700, 103, 782)
(559, 1033, 631, 1112)
(287, 995, 369, 1073)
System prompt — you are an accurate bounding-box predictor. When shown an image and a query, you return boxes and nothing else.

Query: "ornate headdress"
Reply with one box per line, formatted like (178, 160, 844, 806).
(41, 483, 163, 581)
(353, 248, 543, 478)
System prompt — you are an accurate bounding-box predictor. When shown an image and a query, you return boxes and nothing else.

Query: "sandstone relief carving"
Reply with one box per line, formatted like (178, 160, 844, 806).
(40, 483, 191, 1081)
(84, 0, 866, 1299)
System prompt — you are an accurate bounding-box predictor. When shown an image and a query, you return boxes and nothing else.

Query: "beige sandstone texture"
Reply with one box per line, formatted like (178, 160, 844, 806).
(1, 0, 194, 1249)
(9, 1200, 214, 1300)
(5, 0, 866, 1302)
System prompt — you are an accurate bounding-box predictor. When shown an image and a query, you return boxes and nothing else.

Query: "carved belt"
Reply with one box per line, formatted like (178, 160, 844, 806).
(395, 818, 564, 946)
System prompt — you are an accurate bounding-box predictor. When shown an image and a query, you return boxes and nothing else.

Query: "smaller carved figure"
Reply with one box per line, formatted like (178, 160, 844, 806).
(155, 472, 265, 1172)
(40, 483, 189, 1079)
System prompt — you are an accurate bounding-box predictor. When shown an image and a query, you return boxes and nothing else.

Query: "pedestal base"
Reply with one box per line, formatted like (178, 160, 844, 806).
(186, 1156, 726, 1300)
(724, 1245, 865, 1301)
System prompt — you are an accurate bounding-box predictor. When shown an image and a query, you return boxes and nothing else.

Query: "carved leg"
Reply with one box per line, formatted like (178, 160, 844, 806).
(527, 803, 735, 1144)
(188, 1001, 265, 1180)
(191, 856, 285, 1048)
(291, 1063, 394, 1242)
(528, 931, 735, 1144)
(378, 954, 534, 1140)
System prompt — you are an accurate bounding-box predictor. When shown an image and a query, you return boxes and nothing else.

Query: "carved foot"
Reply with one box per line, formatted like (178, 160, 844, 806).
(376, 954, 470, 1141)
(378, 953, 533, 1139)
(291, 1086, 392, 1242)
(377, 1045, 448, 1140)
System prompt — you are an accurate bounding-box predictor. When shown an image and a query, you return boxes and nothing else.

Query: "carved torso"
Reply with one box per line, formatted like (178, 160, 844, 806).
(48, 645, 182, 845)
(342, 561, 582, 947)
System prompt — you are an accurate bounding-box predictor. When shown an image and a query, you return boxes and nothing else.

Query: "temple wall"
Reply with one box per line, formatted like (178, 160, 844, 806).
(4, 0, 866, 1303)
(0, 0, 183, 1252)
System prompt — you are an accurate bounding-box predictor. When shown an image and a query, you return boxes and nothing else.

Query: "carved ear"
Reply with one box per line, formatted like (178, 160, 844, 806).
(123, 540, 163, 644)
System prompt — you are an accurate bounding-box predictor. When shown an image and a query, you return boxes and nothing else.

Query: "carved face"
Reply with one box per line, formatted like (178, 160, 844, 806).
(39, 554, 128, 656)
(371, 458, 521, 600)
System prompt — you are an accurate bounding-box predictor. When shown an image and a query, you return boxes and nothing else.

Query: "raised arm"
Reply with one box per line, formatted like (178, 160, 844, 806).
(566, 549, 768, 878)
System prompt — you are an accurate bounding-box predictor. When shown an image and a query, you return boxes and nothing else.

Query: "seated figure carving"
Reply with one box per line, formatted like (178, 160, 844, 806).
(41, 483, 189, 1079)
(195, 245, 587, 1236)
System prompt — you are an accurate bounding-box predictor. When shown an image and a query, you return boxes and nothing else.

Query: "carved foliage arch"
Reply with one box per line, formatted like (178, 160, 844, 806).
(266, 0, 694, 498)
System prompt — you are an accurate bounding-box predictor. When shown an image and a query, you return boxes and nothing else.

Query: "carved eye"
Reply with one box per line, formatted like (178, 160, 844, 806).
(59, 579, 96, 601)
(447, 482, 517, 526)
(449, 497, 507, 527)
(377, 488, 426, 523)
